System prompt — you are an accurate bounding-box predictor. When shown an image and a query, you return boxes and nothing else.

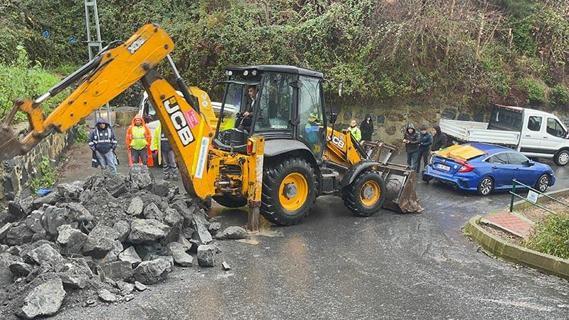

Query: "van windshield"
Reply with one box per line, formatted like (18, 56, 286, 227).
(488, 106, 522, 131)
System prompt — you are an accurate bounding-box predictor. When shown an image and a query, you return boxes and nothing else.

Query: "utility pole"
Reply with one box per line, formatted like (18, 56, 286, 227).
(84, 0, 112, 125)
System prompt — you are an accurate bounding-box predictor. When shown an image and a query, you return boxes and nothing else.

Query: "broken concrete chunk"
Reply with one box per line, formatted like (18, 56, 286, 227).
(42, 205, 74, 237)
(208, 222, 221, 234)
(167, 242, 193, 267)
(5, 223, 34, 246)
(25, 210, 45, 234)
(32, 191, 61, 209)
(57, 225, 88, 255)
(118, 246, 142, 266)
(59, 259, 93, 289)
(20, 278, 66, 319)
(57, 183, 83, 201)
(62, 202, 94, 222)
(129, 166, 153, 190)
(100, 241, 124, 264)
(23, 243, 65, 267)
(116, 280, 135, 295)
(104, 175, 128, 197)
(0, 253, 21, 286)
(197, 245, 215, 267)
(192, 216, 212, 245)
(128, 219, 170, 244)
(98, 260, 134, 282)
(151, 180, 171, 198)
(143, 202, 164, 221)
(82, 225, 120, 258)
(222, 261, 231, 271)
(113, 220, 130, 242)
(134, 281, 147, 291)
(164, 208, 183, 228)
(215, 226, 248, 240)
(98, 289, 117, 303)
(0, 222, 13, 240)
(133, 258, 172, 285)
(9, 261, 33, 277)
(126, 196, 144, 216)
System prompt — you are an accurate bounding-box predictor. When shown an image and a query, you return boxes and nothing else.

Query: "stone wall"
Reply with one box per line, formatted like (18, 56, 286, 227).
(0, 129, 77, 202)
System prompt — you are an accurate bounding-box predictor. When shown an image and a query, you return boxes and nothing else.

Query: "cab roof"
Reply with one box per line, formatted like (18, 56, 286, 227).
(226, 65, 323, 78)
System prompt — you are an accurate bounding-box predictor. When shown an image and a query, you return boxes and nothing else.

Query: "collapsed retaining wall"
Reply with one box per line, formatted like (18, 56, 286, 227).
(0, 129, 77, 202)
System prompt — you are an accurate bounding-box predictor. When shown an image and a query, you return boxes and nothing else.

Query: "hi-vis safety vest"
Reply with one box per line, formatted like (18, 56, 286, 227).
(130, 126, 148, 150)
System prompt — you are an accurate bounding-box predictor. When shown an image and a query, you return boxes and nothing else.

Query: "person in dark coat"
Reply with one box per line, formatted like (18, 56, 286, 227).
(403, 124, 420, 170)
(432, 125, 450, 151)
(89, 118, 118, 174)
(417, 126, 433, 173)
(360, 114, 374, 141)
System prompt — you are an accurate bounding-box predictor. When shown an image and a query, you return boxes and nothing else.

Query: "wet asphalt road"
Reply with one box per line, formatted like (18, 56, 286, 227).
(53, 156, 569, 319)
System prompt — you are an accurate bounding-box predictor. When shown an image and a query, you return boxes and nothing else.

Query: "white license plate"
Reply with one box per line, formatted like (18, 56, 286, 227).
(435, 164, 450, 171)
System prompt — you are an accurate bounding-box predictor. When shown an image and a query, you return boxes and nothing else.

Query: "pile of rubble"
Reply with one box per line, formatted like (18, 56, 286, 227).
(0, 167, 247, 319)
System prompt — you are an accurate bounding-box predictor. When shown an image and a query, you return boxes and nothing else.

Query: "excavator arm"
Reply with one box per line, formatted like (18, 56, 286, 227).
(0, 23, 215, 199)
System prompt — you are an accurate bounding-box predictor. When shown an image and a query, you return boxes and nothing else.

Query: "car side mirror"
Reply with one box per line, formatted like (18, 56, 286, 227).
(328, 112, 338, 125)
(525, 160, 535, 167)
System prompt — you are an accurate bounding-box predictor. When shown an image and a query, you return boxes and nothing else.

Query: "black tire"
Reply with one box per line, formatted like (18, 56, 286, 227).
(261, 158, 318, 226)
(422, 174, 432, 184)
(477, 176, 494, 196)
(535, 174, 551, 193)
(554, 149, 569, 166)
(213, 194, 247, 208)
(342, 171, 386, 217)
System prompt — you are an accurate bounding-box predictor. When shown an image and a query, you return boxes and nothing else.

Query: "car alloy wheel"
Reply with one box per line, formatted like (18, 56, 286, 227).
(536, 174, 550, 192)
(478, 177, 493, 196)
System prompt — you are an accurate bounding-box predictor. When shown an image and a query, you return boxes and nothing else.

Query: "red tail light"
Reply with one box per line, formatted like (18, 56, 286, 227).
(246, 139, 254, 155)
(458, 162, 474, 173)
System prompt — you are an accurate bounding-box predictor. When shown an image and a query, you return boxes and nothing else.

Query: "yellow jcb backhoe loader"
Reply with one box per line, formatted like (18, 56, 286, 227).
(0, 24, 421, 229)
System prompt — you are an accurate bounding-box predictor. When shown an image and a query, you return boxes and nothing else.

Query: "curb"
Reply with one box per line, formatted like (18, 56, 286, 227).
(464, 215, 569, 280)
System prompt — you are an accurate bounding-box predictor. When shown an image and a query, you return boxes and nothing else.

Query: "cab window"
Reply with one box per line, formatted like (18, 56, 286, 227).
(527, 116, 542, 132)
(254, 73, 294, 132)
(298, 76, 324, 154)
(547, 118, 566, 138)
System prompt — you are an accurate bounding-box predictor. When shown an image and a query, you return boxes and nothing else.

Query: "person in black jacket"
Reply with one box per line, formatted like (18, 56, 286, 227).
(403, 124, 420, 170)
(432, 125, 450, 151)
(417, 126, 433, 173)
(360, 114, 374, 141)
(88, 118, 118, 174)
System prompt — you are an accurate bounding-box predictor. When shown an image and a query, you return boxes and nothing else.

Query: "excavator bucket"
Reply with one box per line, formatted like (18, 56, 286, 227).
(362, 141, 423, 213)
(0, 104, 31, 161)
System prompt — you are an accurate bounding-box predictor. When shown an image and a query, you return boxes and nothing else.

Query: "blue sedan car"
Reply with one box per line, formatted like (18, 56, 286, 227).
(422, 143, 555, 195)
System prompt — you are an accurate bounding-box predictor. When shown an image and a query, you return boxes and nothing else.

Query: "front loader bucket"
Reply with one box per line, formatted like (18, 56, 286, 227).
(362, 141, 423, 213)
(0, 124, 29, 161)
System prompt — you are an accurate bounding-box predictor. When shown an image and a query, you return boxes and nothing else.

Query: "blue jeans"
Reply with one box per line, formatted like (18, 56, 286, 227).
(407, 150, 419, 171)
(95, 150, 117, 174)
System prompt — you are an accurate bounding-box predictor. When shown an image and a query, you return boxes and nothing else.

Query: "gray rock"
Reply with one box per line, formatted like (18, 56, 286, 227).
(57, 183, 83, 200)
(32, 192, 61, 209)
(116, 280, 135, 295)
(98, 289, 117, 303)
(164, 208, 183, 228)
(21, 278, 66, 319)
(222, 261, 231, 271)
(113, 220, 130, 242)
(57, 225, 88, 255)
(61, 202, 94, 222)
(118, 246, 142, 266)
(129, 166, 153, 190)
(151, 180, 171, 197)
(42, 205, 74, 237)
(98, 260, 134, 281)
(25, 210, 45, 234)
(9, 261, 33, 277)
(82, 225, 120, 258)
(215, 226, 248, 240)
(171, 200, 195, 227)
(59, 258, 93, 289)
(124, 294, 135, 302)
(143, 202, 164, 221)
(128, 219, 170, 244)
(23, 243, 64, 267)
(133, 258, 172, 284)
(105, 175, 128, 197)
(192, 215, 212, 245)
(99, 241, 124, 264)
(177, 235, 193, 251)
(126, 197, 144, 216)
(208, 222, 222, 234)
(134, 281, 147, 291)
(0, 222, 13, 240)
(7, 200, 28, 221)
(0, 253, 21, 285)
(197, 245, 216, 267)
(167, 242, 193, 267)
(5, 223, 34, 246)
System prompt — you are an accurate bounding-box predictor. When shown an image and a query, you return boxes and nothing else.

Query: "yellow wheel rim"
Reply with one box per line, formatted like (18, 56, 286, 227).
(360, 180, 381, 208)
(278, 173, 309, 212)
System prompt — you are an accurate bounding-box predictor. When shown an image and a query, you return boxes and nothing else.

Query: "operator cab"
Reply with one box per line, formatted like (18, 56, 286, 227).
(214, 65, 326, 159)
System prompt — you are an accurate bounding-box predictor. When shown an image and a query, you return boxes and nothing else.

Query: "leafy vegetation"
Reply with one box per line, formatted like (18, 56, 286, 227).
(29, 157, 57, 193)
(526, 214, 569, 259)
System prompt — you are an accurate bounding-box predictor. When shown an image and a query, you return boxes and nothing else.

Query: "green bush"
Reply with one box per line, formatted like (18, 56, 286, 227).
(74, 123, 89, 143)
(526, 214, 569, 259)
(550, 84, 569, 108)
(518, 77, 548, 104)
(29, 157, 57, 193)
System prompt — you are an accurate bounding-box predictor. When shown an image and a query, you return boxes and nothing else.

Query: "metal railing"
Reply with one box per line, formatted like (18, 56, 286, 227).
(509, 179, 569, 214)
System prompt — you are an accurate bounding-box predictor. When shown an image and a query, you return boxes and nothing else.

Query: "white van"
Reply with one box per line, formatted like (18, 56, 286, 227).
(440, 105, 569, 166)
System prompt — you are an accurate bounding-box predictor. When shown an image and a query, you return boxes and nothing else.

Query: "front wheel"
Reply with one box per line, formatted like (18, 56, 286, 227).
(554, 149, 569, 166)
(477, 176, 494, 196)
(261, 158, 317, 226)
(535, 174, 551, 193)
(342, 171, 386, 217)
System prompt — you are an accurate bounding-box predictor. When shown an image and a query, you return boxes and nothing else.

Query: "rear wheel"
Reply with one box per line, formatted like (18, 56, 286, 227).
(261, 158, 317, 226)
(213, 194, 247, 208)
(477, 176, 494, 196)
(342, 171, 386, 217)
(535, 174, 550, 192)
(554, 149, 569, 166)
(422, 174, 433, 184)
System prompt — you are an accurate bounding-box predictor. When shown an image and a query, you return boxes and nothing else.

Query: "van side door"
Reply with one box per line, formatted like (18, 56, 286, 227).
(519, 114, 546, 156)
